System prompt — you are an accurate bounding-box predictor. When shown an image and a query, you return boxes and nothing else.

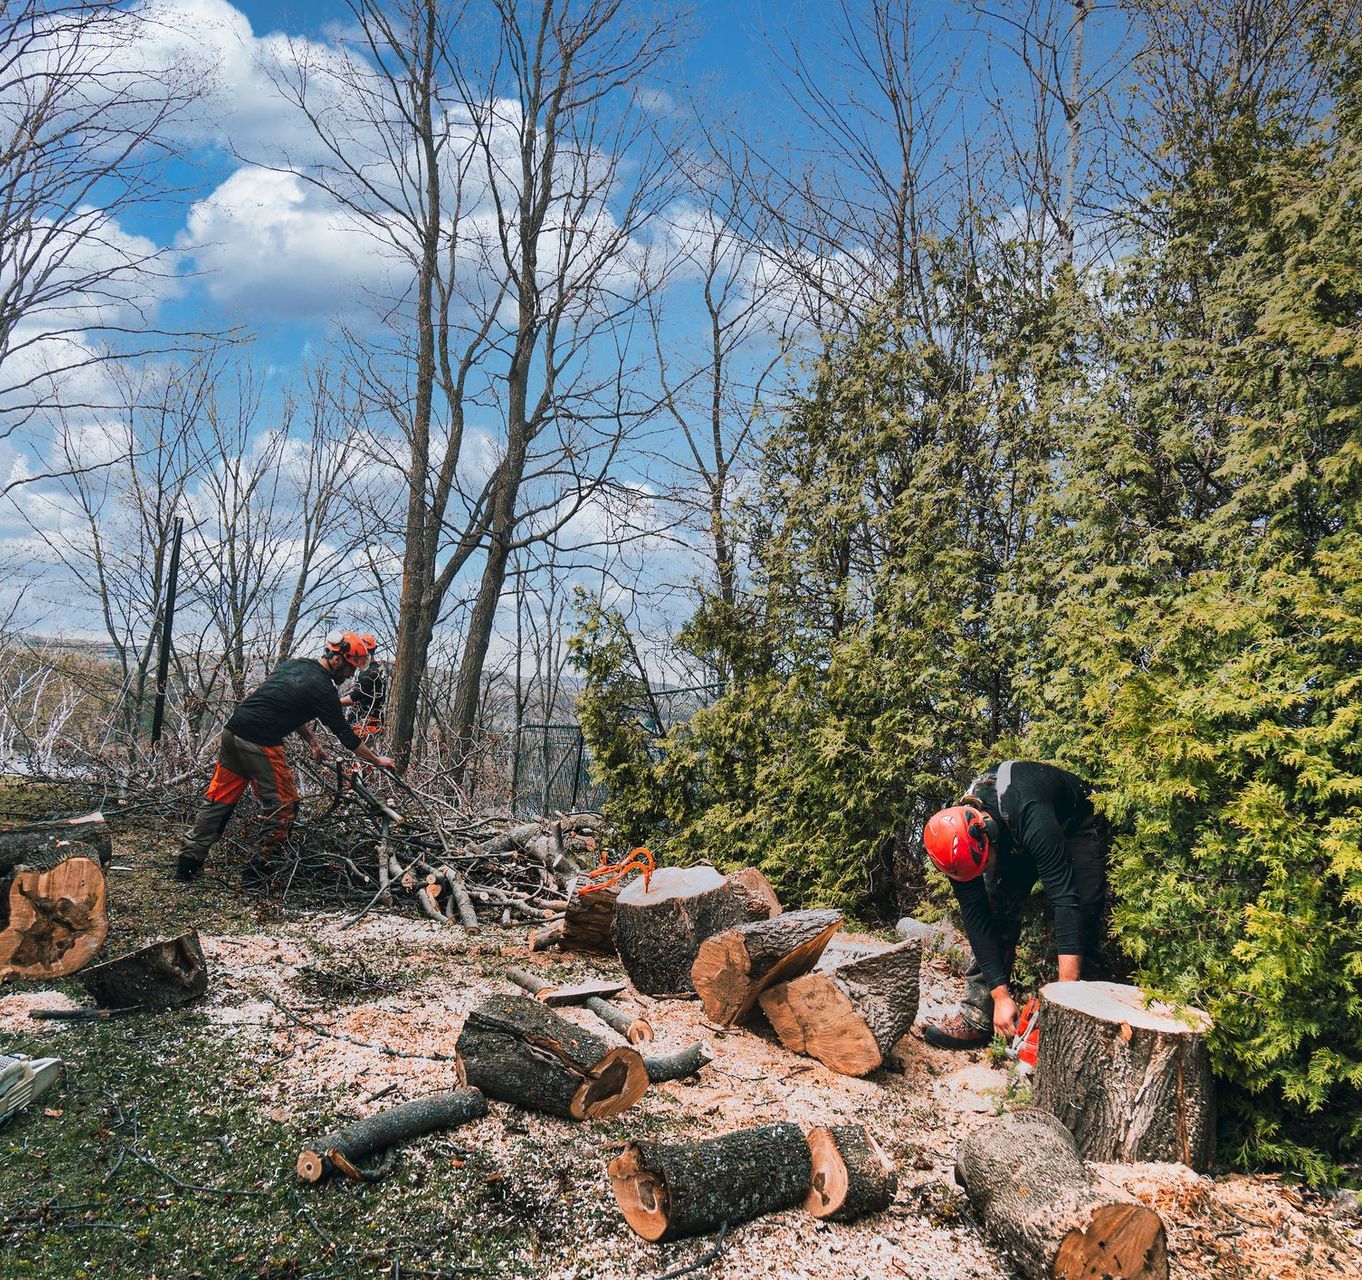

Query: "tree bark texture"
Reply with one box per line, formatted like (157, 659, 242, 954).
(297, 1087, 487, 1183)
(1034, 981, 1215, 1171)
(505, 966, 653, 1044)
(804, 1124, 897, 1222)
(76, 929, 207, 1010)
(455, 993, 647, 1120)
(561, 876, 618, 953)
(758, 940, 920, 1075)
(0, 856, 107, 981)
(613, 866, 781, 997)
(955, 1109, 1168, 1280)
(644, 1041, 712, 1084)
(691, 908, 843, 1025)
(0, 813, 111, 875)
(608, 1122, 812, 1241)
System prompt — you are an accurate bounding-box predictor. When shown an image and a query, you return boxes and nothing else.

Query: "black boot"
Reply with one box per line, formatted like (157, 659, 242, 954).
(175, 854, 204, 882)
(922, 1014, 992, 1051)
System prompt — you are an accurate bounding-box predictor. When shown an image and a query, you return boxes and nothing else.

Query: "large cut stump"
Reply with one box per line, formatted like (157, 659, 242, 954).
(560, 875, 618, 953)
(691, 908, 843, 1024)
(1034, 981, 1215, 1172)
(456, 994, 647, 1120)
(0, 812, 111, 875)
(956, 1109, 1168, 1280)
(77, 930, 208, 1010)
(805, 1124, 897, 1222)
(613, 865, 780, 996)
(608, 1122, 811, 1241)
(759, 939, 920, 1075)
(297, 1087, 487, 1183)
(0, 857, 107, 981)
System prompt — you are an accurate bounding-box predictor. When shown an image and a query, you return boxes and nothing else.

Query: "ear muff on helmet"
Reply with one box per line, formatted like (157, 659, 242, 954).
(923, 804, 994, 882)
(324, 630, 374, 671)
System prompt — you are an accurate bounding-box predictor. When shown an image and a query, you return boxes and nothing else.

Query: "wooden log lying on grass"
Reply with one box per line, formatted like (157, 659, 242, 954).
(456, 994, 648, 1120)
(0, 812, 111, 875)
(804, 1125, 897, 1222)
(956, 1109, 1168, 1280)
(609, 1122, 811, 1241)
(759, 940, 920, 1076)
(1033, 980, 1215, 1171)
(0, 856, 107, 981)
(613, 866, 780, 997)
(297, 1087, 487, 1183)
(76, 930, 207, 1010)
(691, 908, 843, 1025)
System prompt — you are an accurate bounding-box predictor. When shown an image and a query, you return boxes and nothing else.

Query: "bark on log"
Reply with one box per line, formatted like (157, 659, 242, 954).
(758, 940, 920, 1076)
(76, 930, 208, 1010)
(505, 966, 654, 1044)
(804, 1125, 897, 1222)
(0, 856, 107, 981)
(455, 994, 647, 1120)
(608, 1122, 811, 1241)
(956, 1109, 1168, 1280)
(297, 1087, 487, 1183)
(1033, 980, 1215, 1171)
(691, 908, 843, 1025)
(613, 866, 780, 997)
(644, 1041, 712, 1083)
(529, 918, 566, 952)
(0, 812, 111, 875)
(560, 876, 618, 953)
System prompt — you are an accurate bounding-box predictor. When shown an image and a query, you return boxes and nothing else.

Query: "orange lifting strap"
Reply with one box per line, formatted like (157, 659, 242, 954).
(579, 846, 654, 895)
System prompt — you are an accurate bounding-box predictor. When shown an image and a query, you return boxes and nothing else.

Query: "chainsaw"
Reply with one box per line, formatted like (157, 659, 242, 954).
(1007, 997, 1041, 1073)
(0, 1052, 64, 1127)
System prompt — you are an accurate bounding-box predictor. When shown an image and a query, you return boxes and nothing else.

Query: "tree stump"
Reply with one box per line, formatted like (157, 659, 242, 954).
(77, 930, 208, 1010)
(0, 857, 107, 981)
(297, 1087, 487, 1183)
(455, 994, 647, 1120)
(608, 1122, 811, 1241)
(1034, 981, 1215, 1171)
(956, 1109, 1168, 1280)
(0, 812, 111, 875)
(804, 1124, 897, 1222)
(691, 908, 843, 1024)
(560, 875, 618, 953)
(758, 939, 920, 1075)
(613, 865, 780, 996)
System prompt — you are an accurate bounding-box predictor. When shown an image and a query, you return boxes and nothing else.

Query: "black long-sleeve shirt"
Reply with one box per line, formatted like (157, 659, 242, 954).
(951, 760, 1094, 990)
(225, 659, 361, 751)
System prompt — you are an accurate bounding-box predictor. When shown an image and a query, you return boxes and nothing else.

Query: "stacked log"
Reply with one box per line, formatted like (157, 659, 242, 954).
(0, 856, 107, 982)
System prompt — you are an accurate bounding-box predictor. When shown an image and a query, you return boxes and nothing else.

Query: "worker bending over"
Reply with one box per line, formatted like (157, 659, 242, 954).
(921, 760, 1109, 1050)
(176, 632, 396, 885)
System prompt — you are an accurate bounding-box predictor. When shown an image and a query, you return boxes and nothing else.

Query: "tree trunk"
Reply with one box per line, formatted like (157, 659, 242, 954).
(758, 940, 919, 1076)
(691, 908, 843, 1024)
(955, 1109, 1168, 1280)
(0, 857, 107, 981)
(297, 1087, 486, 1183)
(805, 1124, 897, 1222)
(455, 993, 647, 1120)
(608, 1122, 811, 1241)
(613, 866, 781, 997)
(560, 875, 618, 953)
(0, 813, 111, 875)
(76, 930, 208, 1010)
(1033, 980, 1215, 1171)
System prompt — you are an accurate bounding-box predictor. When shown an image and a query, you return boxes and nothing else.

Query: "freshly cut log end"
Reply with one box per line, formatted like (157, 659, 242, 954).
(613, 865, 781, 997)
(608, 1122, 811, 1242)
(456, 993, 647, 1120)
(804, 1125, 897, 1222)
(1034, 980, 1215, 1172)
(691, 908, 843, 1025)
(0, 857, 108, 981)
(956, 1109, 1168, 1280)
(759, 939, 920, 1076)
(76, 930, 207, 1010)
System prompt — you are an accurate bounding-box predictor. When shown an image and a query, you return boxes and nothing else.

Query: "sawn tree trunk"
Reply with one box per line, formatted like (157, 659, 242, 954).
(0, 856, 107, 981)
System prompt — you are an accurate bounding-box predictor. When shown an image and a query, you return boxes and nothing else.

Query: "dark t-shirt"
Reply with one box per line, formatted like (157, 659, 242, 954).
(225, 658, 361, 751)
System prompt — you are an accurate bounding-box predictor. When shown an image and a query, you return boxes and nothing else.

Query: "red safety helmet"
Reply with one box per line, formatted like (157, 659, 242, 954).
(324, 630, 376, 671)
(923, 805, 993, 881)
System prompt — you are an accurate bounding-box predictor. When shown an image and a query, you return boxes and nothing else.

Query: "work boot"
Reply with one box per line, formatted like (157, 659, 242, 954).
(922, 1014, 991, 1051)
(175, 854, 204, 882)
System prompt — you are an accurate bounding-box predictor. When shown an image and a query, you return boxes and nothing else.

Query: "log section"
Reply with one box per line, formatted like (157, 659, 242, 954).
(759, 939, 920, 1075)
(956, 1109, 1168, 1280)
(0, 857, 107, 981)
(76, 930, 207, 1010)
(804, 1124, 897, 1221)
(505, 965, 654, 1044)
(1034, 981, 1215, 1172)
(691, 908, 843, 1025)
(0, 812, 111, 875)
(560, 876, 618, 953)
(609, 1122, 811, 1241)
(613, 865, 780, 997)
(456, 994, 647, 1120)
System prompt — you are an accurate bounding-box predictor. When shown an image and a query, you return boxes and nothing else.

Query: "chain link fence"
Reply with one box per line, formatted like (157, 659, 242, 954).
(510, 723, 605, 818)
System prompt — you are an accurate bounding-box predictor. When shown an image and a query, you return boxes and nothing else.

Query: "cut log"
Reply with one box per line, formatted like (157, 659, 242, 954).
(613, 865, 780, 997)
(0, 812, 111, 875)
(1033, 980, 1215, 1171)
(505, 965, 654, 1044)
(956, 1109, 1168, 1280)
(608, 1122, 811, 1241)
(804, 1125, 897, 1222)
(758, 939, 920, 1076)
(455, 994, 647, 1120)
(297, 1087, 487, 1183)
(0, 857, 107, 981)
(76, 930, 208, 1010)
(644, 1041, 712, 1083)
(691, 908, 843, 1025)
(529, 918, 566, 952)
(560, 875, 618, 953)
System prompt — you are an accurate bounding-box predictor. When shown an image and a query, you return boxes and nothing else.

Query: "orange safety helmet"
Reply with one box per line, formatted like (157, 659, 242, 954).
(923, 805, 993, 881)
(324, 630, 376, 671)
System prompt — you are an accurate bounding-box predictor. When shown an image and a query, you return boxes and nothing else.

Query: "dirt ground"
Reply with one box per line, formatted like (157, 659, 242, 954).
(2, 819, 1360, 1280)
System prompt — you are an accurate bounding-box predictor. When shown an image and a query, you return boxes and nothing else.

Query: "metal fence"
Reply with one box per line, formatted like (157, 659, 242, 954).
(510, 723, 605, 818)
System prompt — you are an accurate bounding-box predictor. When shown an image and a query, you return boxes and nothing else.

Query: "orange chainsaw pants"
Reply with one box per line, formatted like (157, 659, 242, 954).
(180, 729, 299, 868)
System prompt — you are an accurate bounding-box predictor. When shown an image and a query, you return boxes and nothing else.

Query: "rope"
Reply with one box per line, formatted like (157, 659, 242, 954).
(579, 846, 654, 894)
